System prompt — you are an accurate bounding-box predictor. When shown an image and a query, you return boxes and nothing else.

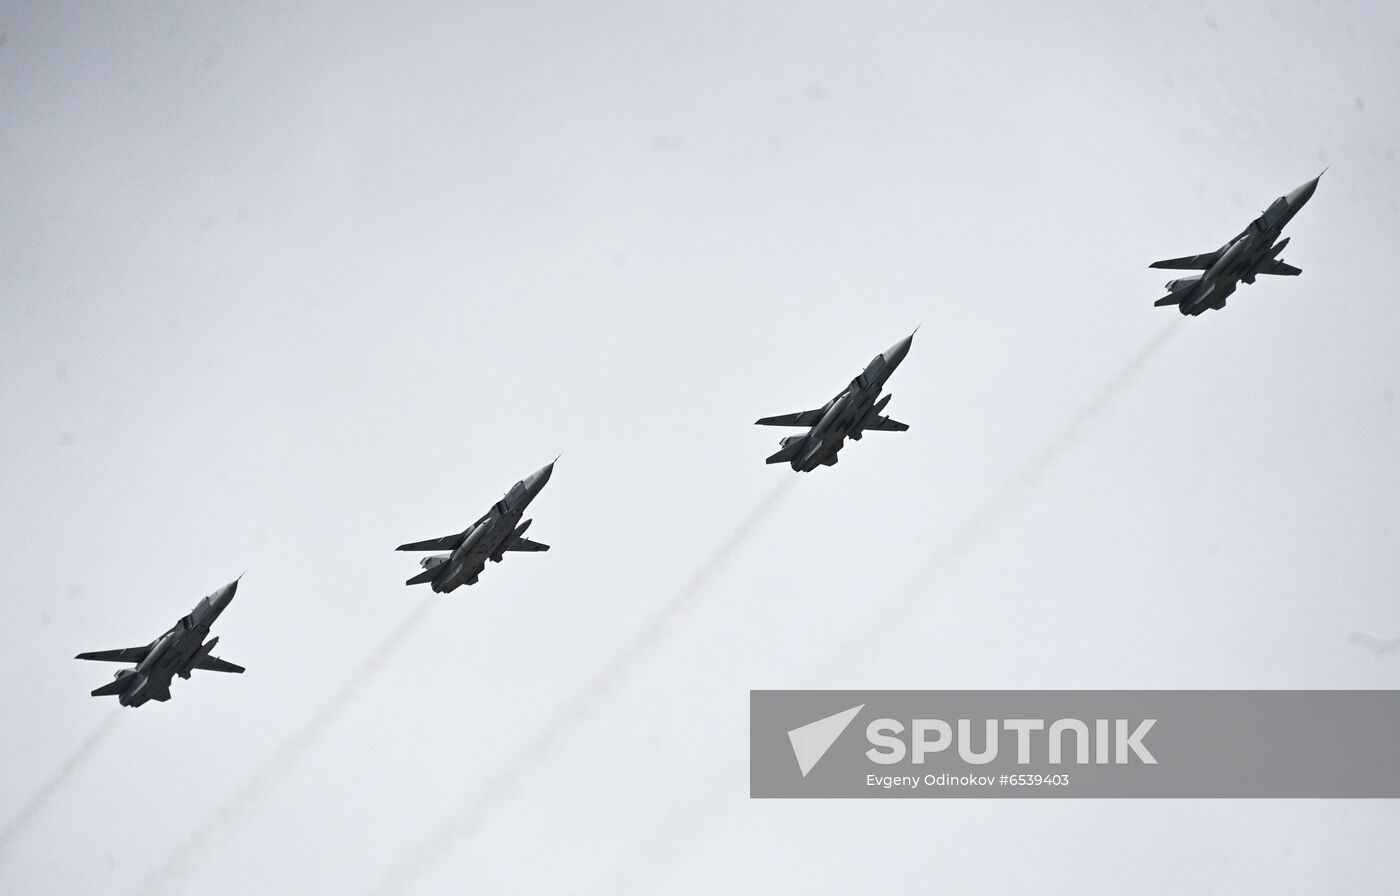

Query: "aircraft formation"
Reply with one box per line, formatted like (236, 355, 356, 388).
(76, 173, 1325, 706)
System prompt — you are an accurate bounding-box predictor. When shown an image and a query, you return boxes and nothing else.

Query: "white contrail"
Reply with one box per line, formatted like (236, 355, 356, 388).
(136, 599, 434, 896)
(819, 321, 1181, 679)
(366, 477, 794, 895)
(597, 761, 744, 896)
(593, 323, 1183, 894)
(1348, 632, 1400, 656)
(0, 708, 124, 862)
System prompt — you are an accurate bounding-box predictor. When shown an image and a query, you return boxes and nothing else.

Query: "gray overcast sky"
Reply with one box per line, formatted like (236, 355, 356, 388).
(2, 1, 1399, 893)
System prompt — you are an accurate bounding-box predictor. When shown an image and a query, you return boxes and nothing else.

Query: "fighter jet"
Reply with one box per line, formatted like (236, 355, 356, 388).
(397, 460, 556, 592)
(756, 332, 914, 472)
(76, 578, 244, 708)
(1151, 171, 1324, 316)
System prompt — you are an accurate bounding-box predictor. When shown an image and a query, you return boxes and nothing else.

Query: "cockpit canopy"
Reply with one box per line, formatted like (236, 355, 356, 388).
(497, 481, 529, 514)
(1260, 196, 1290, 230)
(858, 355, 886, 389)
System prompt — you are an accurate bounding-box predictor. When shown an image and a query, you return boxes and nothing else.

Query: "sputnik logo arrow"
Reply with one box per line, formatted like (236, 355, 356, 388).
(787, 704, 864, 777)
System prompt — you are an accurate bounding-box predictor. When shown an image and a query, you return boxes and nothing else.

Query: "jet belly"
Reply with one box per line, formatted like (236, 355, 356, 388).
(792, 436, 834, 472)
(437, 546, 487, 592)
(1209, 238, 1249, 280)
(141, 628, 206, 682)
(178, 637, 220, 680)
(812, 392, 853, 440)
(1181, 225, 1277, 314)
(435, 558, 485, 592)
(122, 633, 195, 706)
(134, 632, 177, 676)
(791, 387, 886, 471)
(851, 393, 892, 437)
(120, 674, 152, 707)
(437, 515, 513, 591)
(1181, 242, 1248, 315)
(1182, 277, 1236, 316)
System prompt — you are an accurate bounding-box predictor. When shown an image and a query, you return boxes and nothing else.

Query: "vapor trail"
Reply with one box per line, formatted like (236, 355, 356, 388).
(596, 762, 743, 896)
(136, 599, 434, 896)
(0, 708, 123, 861)
(819, 320, 1181, 678)
(366, 477, 794, 896)
(593, 323, 1182, 894)
(1348, 632, 1400, 656)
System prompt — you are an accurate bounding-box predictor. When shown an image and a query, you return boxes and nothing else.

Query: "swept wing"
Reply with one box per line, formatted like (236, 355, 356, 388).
(755, 409, 825, 427)
(75, 646, 151, 664)
(1149, 250, 1223, 270)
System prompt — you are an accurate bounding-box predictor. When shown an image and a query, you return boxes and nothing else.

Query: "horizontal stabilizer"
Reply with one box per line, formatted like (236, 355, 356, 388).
(755, 409, 823, 427)
(406, 566, 441, 586)
(76, 646, 150, 664)
(862, 416, 908, 433)
(1258, 260, 1301, 276)
(90, 677, 130, 698)
(1154, 293, 1184, 307)
(765, 440, 804, 465)
(396, 532, 466, 553)
(504, 536, 549, 553)
(1150, 250, 1221, 270)
(193, 655, 245, 674)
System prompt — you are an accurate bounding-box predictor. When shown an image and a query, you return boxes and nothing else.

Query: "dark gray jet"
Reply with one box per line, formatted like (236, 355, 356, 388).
(1151, 172, 1323, 316)
(76, 578, 244, 708)
(756, 332, 914, 472)
(397, 460, 556, 592)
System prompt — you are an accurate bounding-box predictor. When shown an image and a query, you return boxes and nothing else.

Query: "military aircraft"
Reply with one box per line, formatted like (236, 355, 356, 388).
(1151, 172, 1323, 316)
(756, 332, 914, 472)
(397, 460, 556, 592)
(76, 578, 245, 707)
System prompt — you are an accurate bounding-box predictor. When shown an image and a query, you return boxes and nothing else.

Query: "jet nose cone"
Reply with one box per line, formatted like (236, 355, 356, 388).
(525, 459, 556, 492)
(883, 330, 916, 365)
(1286, 170, 1324, 207)
(213, 577, 240, 608)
